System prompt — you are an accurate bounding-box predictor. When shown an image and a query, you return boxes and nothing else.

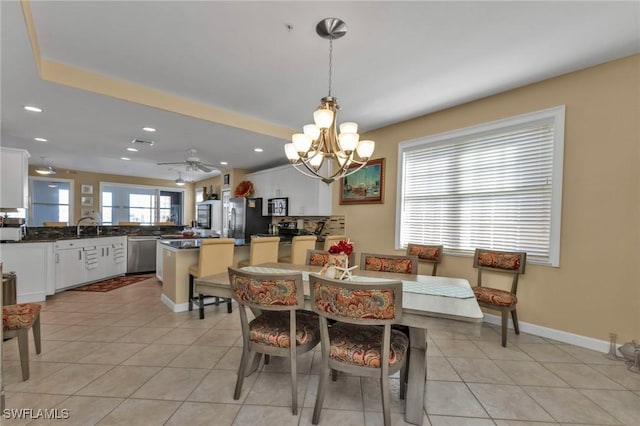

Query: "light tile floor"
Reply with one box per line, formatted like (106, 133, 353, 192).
(2, 276, 639, 425)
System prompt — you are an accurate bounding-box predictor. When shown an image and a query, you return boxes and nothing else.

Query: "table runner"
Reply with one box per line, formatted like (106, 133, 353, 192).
(240, 266, 474, 299)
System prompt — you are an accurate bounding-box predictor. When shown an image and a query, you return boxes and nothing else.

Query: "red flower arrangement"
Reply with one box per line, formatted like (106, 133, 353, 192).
(328, 239, 353, 256)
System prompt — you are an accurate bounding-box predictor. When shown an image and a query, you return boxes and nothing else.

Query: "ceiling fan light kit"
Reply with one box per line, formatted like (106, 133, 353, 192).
(285, 18, 375, 185)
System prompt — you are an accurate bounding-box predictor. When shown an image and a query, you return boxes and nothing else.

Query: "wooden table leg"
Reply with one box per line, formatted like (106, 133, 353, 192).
(405, 327, 427, 425)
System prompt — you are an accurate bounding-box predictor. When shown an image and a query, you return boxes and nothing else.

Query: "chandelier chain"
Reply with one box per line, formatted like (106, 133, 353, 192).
(328, 38, 333, 96)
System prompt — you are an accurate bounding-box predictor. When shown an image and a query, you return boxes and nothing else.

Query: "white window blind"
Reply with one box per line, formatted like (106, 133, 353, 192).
(397, 106, 564, 266)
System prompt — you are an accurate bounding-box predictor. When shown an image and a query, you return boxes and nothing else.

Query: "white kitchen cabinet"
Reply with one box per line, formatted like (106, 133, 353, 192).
(55, 246, 86, 290)
(247, 164, 332, 216)
(54, 236, 127, 290)
(0, 242, 54, 302)
(0, 147, 30, 208)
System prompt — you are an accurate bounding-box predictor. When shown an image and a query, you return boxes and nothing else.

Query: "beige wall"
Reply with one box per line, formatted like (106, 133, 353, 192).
(28, 167, 196, 225)
(333, 55, 640, 343)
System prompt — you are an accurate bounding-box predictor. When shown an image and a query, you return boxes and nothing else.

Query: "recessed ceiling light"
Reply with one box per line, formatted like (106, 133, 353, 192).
(24, 105, 42, 112)
(126, 147, 139, 152)
(220, 161, 228, 165)
(120, 157, 131, 161)
(142, 127, 156, 132)
(34, 137, 48, 142)
(254, 148, 263, 153)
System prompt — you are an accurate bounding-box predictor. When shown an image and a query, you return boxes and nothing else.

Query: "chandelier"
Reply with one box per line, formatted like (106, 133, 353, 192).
(284, 18, 375, 184)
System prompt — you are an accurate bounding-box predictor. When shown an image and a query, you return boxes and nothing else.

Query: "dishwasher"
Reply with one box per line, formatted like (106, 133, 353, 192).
(127, 236, 159, 273)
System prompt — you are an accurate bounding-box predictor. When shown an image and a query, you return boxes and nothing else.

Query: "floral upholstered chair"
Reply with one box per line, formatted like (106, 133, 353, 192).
(360, 252, 418, 275)
(3, 302, 42, 380)
(305, 249, 356, 267)
(309, 274, 408, 426)
(406, 243, 443, 276)
(472, 248, 527, 347)
(227, 267, 320, 415)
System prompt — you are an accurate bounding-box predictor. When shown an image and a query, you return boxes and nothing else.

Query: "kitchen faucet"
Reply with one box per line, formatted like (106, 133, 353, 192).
(77, 216, 100, 236)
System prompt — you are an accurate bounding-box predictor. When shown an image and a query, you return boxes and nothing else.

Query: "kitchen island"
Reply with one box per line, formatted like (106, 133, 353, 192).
(157, 238, 292, 312)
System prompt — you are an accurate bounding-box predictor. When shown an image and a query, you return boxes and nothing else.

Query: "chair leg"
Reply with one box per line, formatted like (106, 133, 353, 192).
(400, 346, 410, 400)
(331, 369, 338, 381)
(511, 309, 520, 335)
(264, 354, 270, 365)
(33, 314, 42, 355)
(234, 346, 251, 400)
(188, 275, 194, 311)
(290, 348, 298, 415)
(226, 298, 233, 314)
(501, 310, 509, 347)
(198, 294, 205, 320)
(17, 328, 30, 381)
(381, 375, 391, 426)
(312, 364, 329, 424)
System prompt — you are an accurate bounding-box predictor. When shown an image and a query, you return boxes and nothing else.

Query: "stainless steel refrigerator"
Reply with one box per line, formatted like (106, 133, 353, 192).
(228, 197, 271, 245)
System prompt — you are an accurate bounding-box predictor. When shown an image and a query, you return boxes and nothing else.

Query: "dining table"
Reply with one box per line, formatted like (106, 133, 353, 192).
(194, 262, 483, 425)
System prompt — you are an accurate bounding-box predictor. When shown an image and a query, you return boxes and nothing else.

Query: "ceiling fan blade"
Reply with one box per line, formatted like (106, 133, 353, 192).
(157, 161, 187, 166)
(197, 164, 212, 173)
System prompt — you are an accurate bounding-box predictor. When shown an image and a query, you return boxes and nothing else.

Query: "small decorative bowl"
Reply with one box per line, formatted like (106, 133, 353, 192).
(182, 231, 196, 238)
(619, 341, 639, 362)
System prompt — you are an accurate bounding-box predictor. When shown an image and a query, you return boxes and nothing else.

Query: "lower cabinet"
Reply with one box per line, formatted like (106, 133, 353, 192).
(54, 236, 127, 291)
(0, 242, 55, 303)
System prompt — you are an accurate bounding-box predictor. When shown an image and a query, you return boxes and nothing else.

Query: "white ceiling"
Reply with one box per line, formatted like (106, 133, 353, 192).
(2, 1, 639, 182)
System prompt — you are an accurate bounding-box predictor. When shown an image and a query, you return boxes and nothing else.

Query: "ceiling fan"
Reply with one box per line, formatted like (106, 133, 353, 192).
(157, 148, 217, 173)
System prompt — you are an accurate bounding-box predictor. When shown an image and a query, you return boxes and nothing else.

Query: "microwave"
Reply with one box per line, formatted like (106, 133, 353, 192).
(267, 197, 288, 216)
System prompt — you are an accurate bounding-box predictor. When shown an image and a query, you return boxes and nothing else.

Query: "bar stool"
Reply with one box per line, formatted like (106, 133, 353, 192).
(188, 238, 235, 319)
(323, 235, 347, 251)
(3, 303, 42, 380)
(279, 235, 317, 265)
(238, 236, 280, 267)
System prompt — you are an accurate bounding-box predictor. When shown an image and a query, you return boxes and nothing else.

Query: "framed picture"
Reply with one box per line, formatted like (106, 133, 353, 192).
(223, 174, 230, 185)
(81, 184, 93, 195)
(81, 208, 93, 217)
(81, 196, 93, 206)
(340, 158, 385, 205)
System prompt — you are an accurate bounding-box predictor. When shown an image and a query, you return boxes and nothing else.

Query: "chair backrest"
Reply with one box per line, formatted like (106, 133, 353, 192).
(249, 236, 280, 265)
(360, 253, 419, 275)
(228, 267, 304, 311)
(309, 274, 403, 325)
(290, 235, 317, 265)
(305, 249, 356, 267)
(118, 221, 140, 226)
(473, 248, 527, 294)
(323, 235, 347, 251)
(406, 243, 443, 276)
(197, 238, 235, 277)
(155, 221, 174, 225)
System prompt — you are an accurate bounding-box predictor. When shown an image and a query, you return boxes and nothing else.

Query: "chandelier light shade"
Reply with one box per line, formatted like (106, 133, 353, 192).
(285, 18, 375, 184)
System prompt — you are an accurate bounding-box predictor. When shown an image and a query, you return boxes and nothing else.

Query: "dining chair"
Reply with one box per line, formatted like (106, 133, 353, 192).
(309, 274, 408, 426)
(279, 235, 317, 265)
(3, 302, 42, 380)
(228, 267, 320, 415)
(406, 243, 443, 276)
(238, 236, 280, 267)
(305, 249, 356, 267)
(472, 248, 527, 347)
(322, 234, 347, 251)
(360, 252, 419, 275)
(188, 238, 235, 319)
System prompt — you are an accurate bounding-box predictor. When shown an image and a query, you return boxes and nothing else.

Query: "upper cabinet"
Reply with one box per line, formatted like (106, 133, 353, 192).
(0, 147, 30, 208)
(247, 164, 332, 216)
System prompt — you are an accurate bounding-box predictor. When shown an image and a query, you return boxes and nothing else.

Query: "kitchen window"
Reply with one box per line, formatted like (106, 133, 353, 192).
(396, 106, 565, 266)
(29, 177, 74, 226)
(100, 183, 184, 225)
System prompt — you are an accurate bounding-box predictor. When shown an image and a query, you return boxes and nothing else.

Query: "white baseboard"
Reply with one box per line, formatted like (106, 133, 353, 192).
(483, 313, 612, 353)
(17, 291, 47, 303)
(160, 294, 189, 313)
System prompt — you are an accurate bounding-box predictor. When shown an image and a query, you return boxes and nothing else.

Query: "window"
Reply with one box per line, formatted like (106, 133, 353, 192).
(100, 183, 184, 225)
(396, 106, 565, 266)
(29, 177, 74, 226)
